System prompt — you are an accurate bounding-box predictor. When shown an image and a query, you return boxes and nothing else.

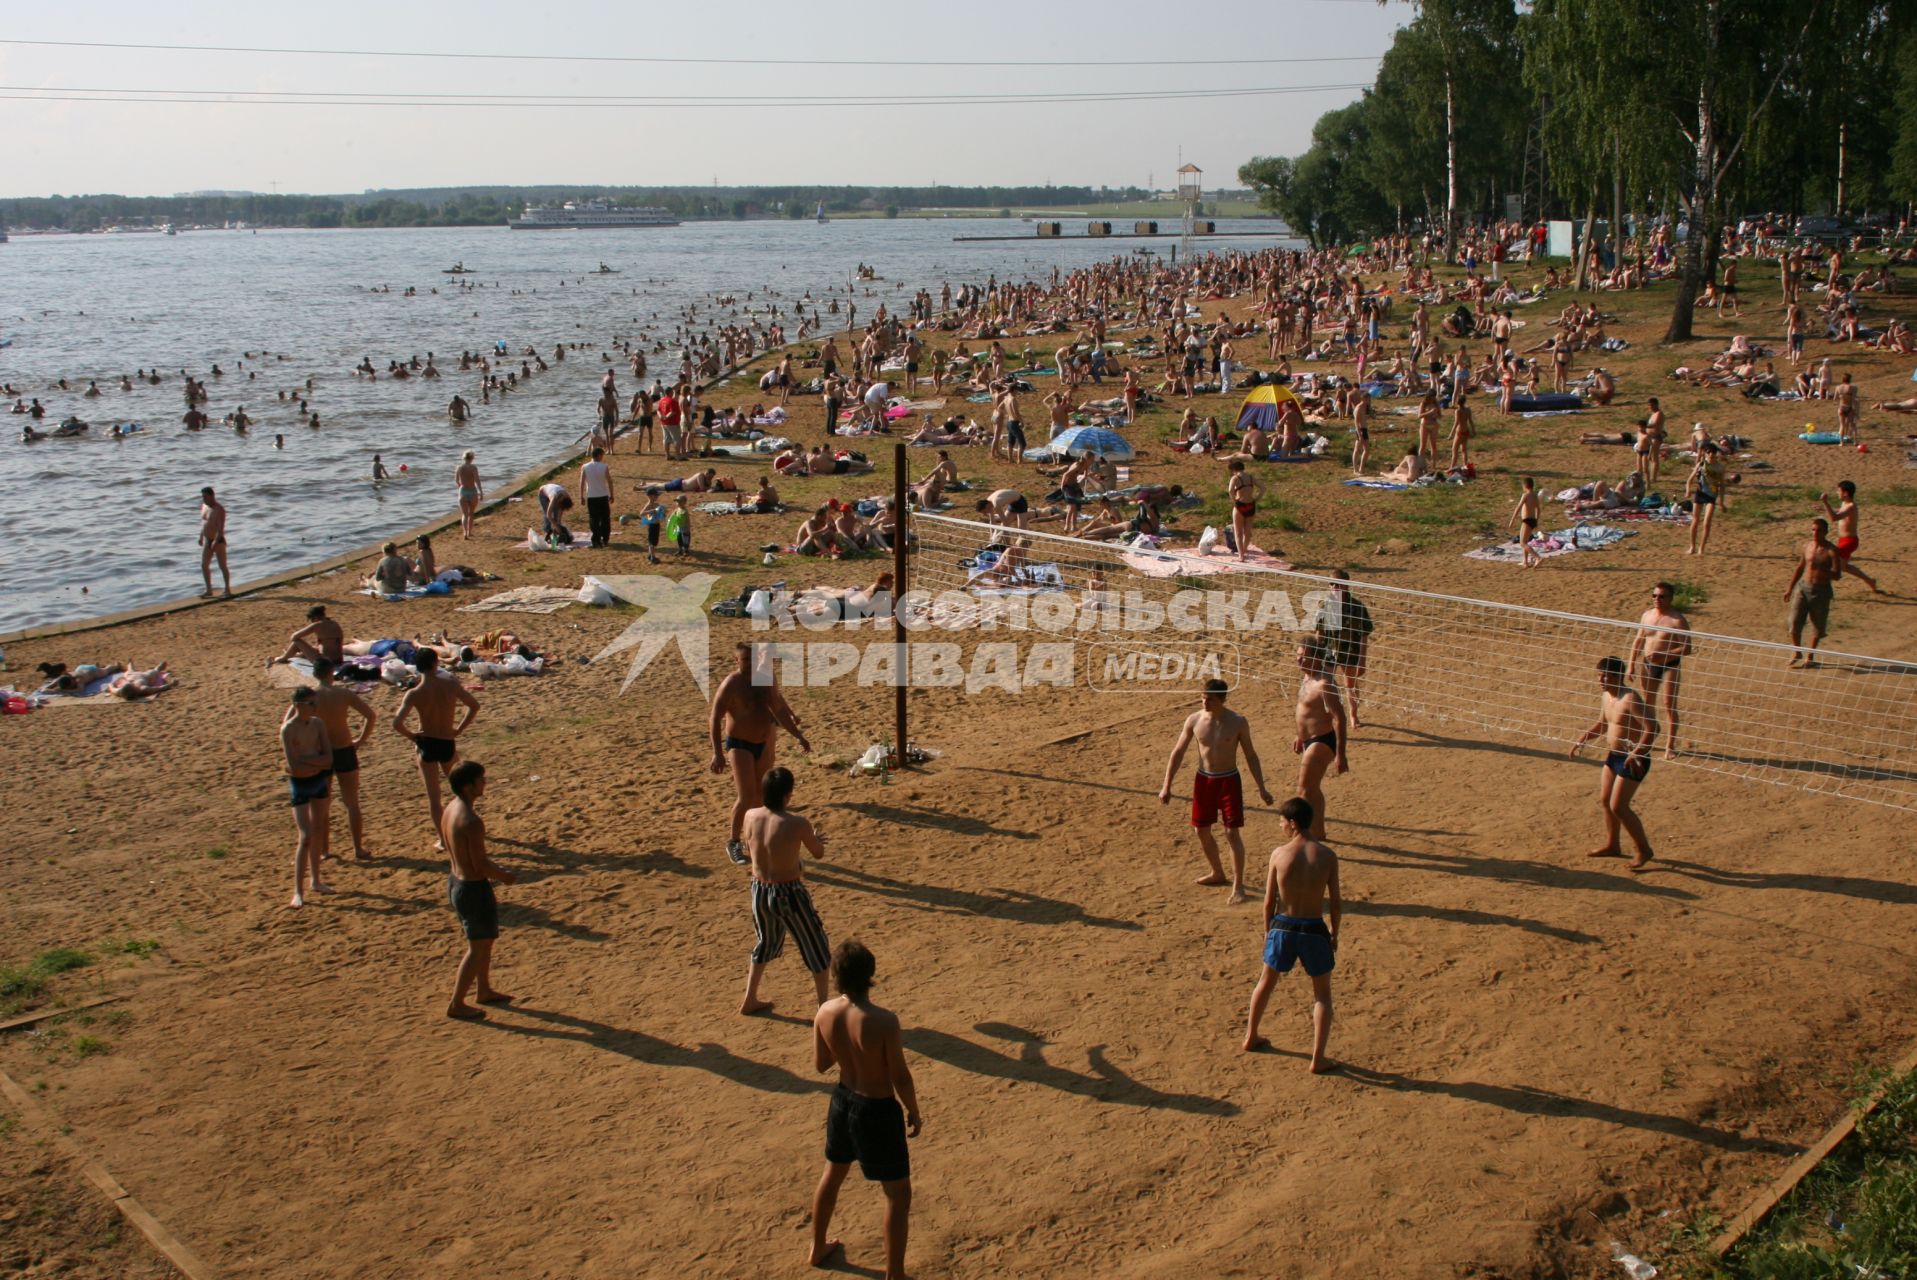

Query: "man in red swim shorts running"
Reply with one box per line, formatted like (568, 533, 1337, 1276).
(1821, 481, 1885, 595)
(1159, 678, 1275, 904)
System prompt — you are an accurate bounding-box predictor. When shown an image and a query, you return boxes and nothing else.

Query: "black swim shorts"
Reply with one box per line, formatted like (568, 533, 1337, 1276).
(287, 771, 332, 807)
(415, 735, 456, 765)
(330, 745, 360, 775)
(448, 875, 499, 941)
(825, 1083, 910, 1182)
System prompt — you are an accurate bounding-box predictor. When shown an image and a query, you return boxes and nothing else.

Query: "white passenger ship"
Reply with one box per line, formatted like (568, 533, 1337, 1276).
(508, 200, 680, 230)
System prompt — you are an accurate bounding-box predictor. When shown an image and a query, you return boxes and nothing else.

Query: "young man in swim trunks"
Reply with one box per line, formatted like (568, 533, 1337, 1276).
(311, 664, 378, 859)
(1158, 678, 1276, 905)
(1243, 796, 1341, 1072)
(1226, 460, 1262, 563)
(441, 761, 517, 1021)
(267, 604, 345, 671)
(740, 766, 831, 1015)
(1628, 582, 1692, 760)
(199, 485, 230, 597)
(1569, 656, 1658, 872)
(280, 686, 334, 908)
(710, 642, 812, 866)
(810, 939, 920, 1280)
(393, 648, 480, 850)
(1292, 637, 1349, 841)
(1821, 481, 1885, 595)
(1783, 516, 1840, 669)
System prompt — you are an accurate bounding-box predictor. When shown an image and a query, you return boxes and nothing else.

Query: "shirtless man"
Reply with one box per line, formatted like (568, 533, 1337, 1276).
(392, 648, 479, 849)
(1157, 678, 1275, 904)
(455, 451, 483, 539)
(1783, 517, 1840, 668)
(448, 394, 469, 423)
(1821, 481, 1884, 594)
(740, 766, 831, 1014)
(1242, 796, 1342, 1072)
(1628, 582, 1692, 759)
(1226, 460, 1262, 562)
(280, 687, 334, 908)
(976, 487, 1029, 530)
(198, 486, 231, 597)
(1569, 656, 1658, 871)
(711, 642, 812, 865)
(810, 940, 920, 1280)
(267, 603, 344, 670)
(1317, 572, 1374, 727)
(1512, 477, 1543, 568)
(1292, 637, 1349, 841)
(440, 761, 517, 1021)
(310, 664, 378, 859)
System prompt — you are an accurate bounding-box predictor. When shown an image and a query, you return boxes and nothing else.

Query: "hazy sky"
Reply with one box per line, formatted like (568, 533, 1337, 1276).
(4, 0, 1401, 197)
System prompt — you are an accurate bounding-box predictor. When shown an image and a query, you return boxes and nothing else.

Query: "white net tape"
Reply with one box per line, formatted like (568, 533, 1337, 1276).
(904, 510, 1917, 811)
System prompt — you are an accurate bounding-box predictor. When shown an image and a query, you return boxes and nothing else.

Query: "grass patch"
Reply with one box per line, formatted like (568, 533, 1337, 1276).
(0, 948, 97, 1015)
(69, 1035, 109, 1059)
(1872, 485, 1917, 507)
(1709, 1066, 1917, 1278)
(32, 948, 93, 976)
(204, 845, 229, 859)
(1666, 580, 1710, 609)
(100, 938, 160, 957)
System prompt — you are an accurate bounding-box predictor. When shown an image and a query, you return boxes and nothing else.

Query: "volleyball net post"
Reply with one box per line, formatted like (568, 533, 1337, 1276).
(893, 441, 909, 766)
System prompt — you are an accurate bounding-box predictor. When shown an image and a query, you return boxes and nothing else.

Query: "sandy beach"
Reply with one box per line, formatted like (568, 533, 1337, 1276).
(5, 250, 1917, 1279)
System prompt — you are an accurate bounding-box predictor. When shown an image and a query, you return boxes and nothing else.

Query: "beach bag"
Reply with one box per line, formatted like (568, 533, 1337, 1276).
(1195, 526, 1221, 556)
(578, 576, 616, 606)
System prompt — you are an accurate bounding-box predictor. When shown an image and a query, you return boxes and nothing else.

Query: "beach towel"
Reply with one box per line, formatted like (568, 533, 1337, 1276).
(696, 501, 784, 516)
(458, 586, 580, 615)
(360, 579, 452, 601)
(1465, 523, 1636, 563)
(1121, 546, 1292, 578)
(38, 669, 177, 706)
(964, 553, 1068, 595)
(1519, 408, 1585, 419)
(1344, 478, 1410, 491)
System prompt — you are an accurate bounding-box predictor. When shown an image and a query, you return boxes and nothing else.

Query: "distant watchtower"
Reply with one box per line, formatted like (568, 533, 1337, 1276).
(1177, 163, 1203, 262)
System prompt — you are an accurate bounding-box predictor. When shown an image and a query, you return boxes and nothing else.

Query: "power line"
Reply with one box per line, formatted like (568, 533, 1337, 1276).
(0, 36, 1384, 69)
(0, 84, 1372, 110)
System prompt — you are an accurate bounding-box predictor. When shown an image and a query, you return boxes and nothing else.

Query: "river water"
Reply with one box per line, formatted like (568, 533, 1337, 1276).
(0, 217, 1292, 633)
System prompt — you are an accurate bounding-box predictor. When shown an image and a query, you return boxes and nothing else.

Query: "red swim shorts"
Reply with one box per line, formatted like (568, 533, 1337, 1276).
(1836, 535, 1859, 562)
(1191, 769, 1244, 829)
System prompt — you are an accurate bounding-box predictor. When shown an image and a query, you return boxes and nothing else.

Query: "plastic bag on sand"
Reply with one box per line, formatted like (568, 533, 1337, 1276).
(1609, 1245, 1656, 1280)
(578, 576, 616, 606)
(852, 744, 890, 775)
(1195, 526, 1220, 556)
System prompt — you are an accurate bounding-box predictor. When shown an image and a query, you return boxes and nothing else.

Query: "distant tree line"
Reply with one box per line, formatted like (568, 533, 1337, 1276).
(0, 184, 1154, 232)
(1239, 0, 1917, 340)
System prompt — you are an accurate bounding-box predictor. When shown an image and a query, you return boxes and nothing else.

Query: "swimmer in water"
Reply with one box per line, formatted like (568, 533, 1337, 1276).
(373, 453, 391, 481)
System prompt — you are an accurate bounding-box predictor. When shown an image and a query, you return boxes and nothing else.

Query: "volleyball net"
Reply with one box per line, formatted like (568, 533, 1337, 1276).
(904, 511, 1917, 812)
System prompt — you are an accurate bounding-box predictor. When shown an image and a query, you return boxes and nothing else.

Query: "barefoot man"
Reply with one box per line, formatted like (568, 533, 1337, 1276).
(1292, 637, 1349, 841)
(1243, 797, 1341, 1072)
(393, 648, 479, 849)
(280, 687, 334, 908)
(312, 664, 378, 859)
(740, 766, 832, 1015)
(1569, 656, 1658, 872)
(1158, 678, 1275, 904)
(199, 485, 231, 597)
(441, 761, 517, 1021)
(1821, 481, 1885, 595)
(809, 940, 920, 1280)
(711, 641, 812, 866)
(1784, 517, 1840, 668)
(1628, 582, 1691, 760)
